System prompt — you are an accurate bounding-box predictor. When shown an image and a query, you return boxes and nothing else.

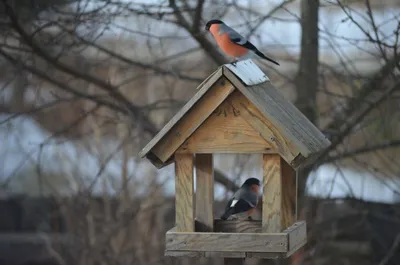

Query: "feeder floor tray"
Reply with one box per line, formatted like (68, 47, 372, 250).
(165, 221, 306, 259)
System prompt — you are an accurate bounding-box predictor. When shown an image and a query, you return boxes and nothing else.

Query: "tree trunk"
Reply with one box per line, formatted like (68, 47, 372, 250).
(295, 0, 320, 204)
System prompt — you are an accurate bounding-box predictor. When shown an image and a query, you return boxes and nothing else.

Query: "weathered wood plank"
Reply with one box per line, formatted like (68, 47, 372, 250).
(214, 219, 261, 233)
(224, 59, 269, 85)
(138, 68, 223, 158)
(177, 95, 273, 154)
(165, 251, 290, 259)
(165, 251, 247, 258)
(195, 154, 214, 232)
(165, 250, 297, 259)
(164, 222, 304, 258)
(287, 221, 307, 252)
(281, 158, 296, 229)
(145, 152, 174, 169)
(175, 154, 195, 232)
(246, 252, 287, 259)
(223, 68, 331, 169)
(165, 251, 203, 257)
(152, 77, 235, 162)
(213, 253, 245, 258)
(228, 91, 298, 163)
(262, 154, 282, 233)
(195, 67, 221, 90)
(166, 231, 288, 252)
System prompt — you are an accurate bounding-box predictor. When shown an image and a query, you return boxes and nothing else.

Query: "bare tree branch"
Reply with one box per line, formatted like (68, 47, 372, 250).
(324, 139, 400, 163)
(169, 0, 227, 65)
(193, 0, 205, 31)
(318, 80, 400, 165)
(1, 0, 160, 136)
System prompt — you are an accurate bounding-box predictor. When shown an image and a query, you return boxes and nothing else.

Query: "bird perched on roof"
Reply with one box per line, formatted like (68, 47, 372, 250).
(205, 19, 280, 66)
(220, 177, 260, 220)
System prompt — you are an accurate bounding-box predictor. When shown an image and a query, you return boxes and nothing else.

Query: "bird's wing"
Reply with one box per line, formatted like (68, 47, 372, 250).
(231, 198, 253, 214)
(220, 24, 248, 45)
(219, 24, 262, 52)
(237, 40, 259, 52)
(223, 187, 257, 213)
(240, 189, 258, 208)
(225, 197, 234, 212)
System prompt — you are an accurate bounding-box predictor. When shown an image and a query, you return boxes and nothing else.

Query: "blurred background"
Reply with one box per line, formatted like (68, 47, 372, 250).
(0, 0, 399, 264)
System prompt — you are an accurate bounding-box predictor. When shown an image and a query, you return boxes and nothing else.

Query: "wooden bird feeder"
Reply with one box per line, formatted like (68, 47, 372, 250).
(139, 59, 331, 259)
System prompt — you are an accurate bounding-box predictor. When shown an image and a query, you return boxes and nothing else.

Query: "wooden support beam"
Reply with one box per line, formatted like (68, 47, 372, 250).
(281, 158, 297, 229)
(195, 154, 214, 232)
(262, 154, 297, 233)
(175, 153, 194, 232)
(262, 154, 282, 233)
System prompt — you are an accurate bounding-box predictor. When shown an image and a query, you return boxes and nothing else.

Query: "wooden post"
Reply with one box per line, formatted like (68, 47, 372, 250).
(262, 154, 296, 233)
(281, 158, 296, 229)
(195, 154, 214, 232)
(175, 153, 195, 232)
(262, 154, 282, 233)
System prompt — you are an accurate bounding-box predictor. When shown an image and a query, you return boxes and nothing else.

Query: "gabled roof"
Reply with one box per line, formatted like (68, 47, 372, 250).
(138, 59, 331, 170)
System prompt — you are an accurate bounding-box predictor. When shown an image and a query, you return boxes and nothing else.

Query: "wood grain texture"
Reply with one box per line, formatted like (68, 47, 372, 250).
(164, 222, 305, 258)
(281, 158, 296, 229)
(211, 253, 245, 258)
(223, 68, 331, 169)
(246, 252, 288, 259)
(165, 230, 288, 252)
(141, 63, 330, 170)
(165, 251, 246, 258)
(165, 251, 202, 257)
(138, 68, 223, 158)
(175, 154, 195, 232)
(195, 67, 221, 90)
(145, 152, 174, 169)
(195, 154, 214, 232)
(152, 77, 235, 162)
(229, 91, 298, 162)
(262, 154, 282, 233)
(165, 251, 288, 258)
(214, 220, 261, 233)
(177, 95, 272, 154)
(224, 59, 269, 85)
(287, 221, 307, 252)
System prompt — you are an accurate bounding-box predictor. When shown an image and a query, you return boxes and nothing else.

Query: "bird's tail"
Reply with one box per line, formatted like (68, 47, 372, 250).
(220, 207, 235, 220)
(255, 50, 280, 66)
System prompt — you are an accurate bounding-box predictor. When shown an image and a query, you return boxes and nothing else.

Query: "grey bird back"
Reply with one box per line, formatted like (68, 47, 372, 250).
(219, 23, 247, 45)
(234, 188, 258, 207)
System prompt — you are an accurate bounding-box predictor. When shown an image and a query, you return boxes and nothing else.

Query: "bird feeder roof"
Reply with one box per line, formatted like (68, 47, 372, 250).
(139, 59, 331, 170)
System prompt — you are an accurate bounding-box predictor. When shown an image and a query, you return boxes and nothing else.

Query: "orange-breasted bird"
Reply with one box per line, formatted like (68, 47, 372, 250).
(220, 177, 260, 220)
(205, 19, 280, 65)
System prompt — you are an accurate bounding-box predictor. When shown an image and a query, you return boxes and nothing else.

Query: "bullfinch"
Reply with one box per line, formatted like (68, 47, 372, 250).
(205, 19, 280, 65)
(220, 177, 260, 220)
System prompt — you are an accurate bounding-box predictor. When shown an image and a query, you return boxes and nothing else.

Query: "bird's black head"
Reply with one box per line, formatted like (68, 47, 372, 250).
(205, 19, 224, 31)
(241, 178, 260, 187)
